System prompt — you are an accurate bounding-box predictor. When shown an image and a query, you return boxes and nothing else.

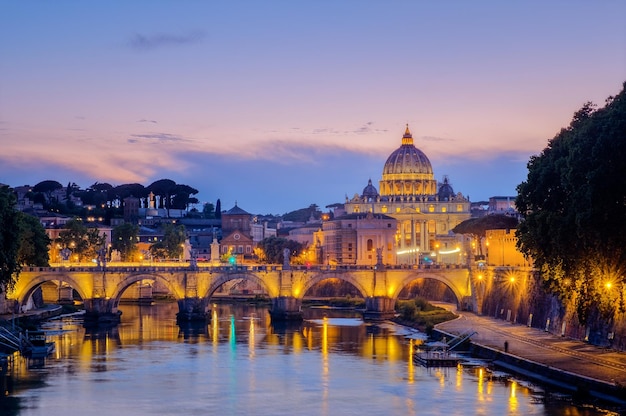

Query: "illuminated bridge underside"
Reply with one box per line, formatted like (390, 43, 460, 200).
(9, 265, 528, 322)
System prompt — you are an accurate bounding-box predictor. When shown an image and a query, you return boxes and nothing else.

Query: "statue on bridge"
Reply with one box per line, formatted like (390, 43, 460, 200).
(283, 248, 291, 270)
(376, 247, 384, 269)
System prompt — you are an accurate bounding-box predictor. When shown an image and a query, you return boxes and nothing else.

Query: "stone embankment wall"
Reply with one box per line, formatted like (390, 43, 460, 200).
(480, 275, 624, 350)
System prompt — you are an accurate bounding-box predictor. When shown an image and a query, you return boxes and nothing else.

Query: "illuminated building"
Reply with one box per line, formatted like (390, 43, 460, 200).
(343, 125, 471, 265)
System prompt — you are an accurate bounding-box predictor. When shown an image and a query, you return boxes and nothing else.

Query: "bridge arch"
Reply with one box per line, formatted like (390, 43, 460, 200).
(108, 272, 184, 308)
(300, 272, 370, 299)
(392, 271, 469, 307)
(203, 272, 277, 299)
(16, 273, 89, 306)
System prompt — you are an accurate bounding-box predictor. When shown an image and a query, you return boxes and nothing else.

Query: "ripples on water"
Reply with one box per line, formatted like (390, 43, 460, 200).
(0, 302, 620, 416)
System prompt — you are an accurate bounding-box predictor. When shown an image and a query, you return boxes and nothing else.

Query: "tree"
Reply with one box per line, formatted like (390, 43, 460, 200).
(56, 219, 105, 262)
(256, 236, 304, 264)
(17, 212, 51, 267)
(202, 202, 215, 219)
(147, 179, 177, 216)
(283, 204, 321, 222)
(32, 180, 63, 206)
(452, 215, 519, 257)
(170, 184, 199, 210)
(111, 183, 147, 206)
(75, 182, 112, 217)
(112, 223, 140, 261)
(516, 82, 626, 324)
(215, 199, 221, 219)
(150, 223, 186, 260)
(0, 185, 21, 292)
(65, 182, 80, 209)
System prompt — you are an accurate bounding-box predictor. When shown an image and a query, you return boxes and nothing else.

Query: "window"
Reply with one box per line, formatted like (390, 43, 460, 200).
(441, 206, 447, 213)
(367, 239, 373, 251)
(456, 204, 463, 212)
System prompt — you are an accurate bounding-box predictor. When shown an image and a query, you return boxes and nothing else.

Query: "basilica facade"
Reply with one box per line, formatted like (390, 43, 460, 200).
(342, 125, 471, 265)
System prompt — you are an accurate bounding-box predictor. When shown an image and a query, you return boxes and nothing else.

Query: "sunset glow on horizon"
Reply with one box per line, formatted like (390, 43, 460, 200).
(1, 2, 624, 214)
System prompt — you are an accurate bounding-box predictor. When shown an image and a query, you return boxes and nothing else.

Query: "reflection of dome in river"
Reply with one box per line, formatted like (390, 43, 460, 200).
(379, 125, 438, 198)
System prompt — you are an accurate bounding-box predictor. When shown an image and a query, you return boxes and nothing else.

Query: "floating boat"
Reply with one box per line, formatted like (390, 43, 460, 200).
(24, 330, 55, 358)
(413, 340, 462, 367)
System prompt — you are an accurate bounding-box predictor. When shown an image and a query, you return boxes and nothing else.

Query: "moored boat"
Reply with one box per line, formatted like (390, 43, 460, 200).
(24, 330, 55, 358)
(413, 340, 462, 367)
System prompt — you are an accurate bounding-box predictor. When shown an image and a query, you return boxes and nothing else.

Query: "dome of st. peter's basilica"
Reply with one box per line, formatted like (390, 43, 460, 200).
(378, 125, 438, 199)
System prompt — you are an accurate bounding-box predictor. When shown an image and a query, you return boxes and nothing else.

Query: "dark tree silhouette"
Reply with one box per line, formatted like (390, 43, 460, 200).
(516, 82, 626, 323)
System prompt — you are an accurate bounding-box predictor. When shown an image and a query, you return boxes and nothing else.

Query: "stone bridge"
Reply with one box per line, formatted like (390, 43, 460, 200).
(8, 263, 532, 324)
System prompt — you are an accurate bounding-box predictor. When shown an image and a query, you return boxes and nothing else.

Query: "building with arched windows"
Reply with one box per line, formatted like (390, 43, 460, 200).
(339, 125, 471, 265)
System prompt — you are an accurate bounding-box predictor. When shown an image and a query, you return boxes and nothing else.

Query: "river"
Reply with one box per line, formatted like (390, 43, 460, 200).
(0, 302, 619, 416)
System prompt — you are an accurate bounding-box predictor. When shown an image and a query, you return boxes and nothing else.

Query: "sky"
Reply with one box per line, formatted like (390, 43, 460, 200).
(1, 1, 625, 215)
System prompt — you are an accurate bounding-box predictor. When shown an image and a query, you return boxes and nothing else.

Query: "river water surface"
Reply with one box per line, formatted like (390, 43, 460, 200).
(1, 302, 619, 416)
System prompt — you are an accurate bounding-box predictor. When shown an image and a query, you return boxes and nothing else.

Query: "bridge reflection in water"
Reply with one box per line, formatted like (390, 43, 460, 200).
(3, 302, 597, 415)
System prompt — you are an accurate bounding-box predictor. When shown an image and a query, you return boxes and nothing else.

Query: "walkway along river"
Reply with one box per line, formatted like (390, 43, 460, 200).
(1, 302, 623, 415)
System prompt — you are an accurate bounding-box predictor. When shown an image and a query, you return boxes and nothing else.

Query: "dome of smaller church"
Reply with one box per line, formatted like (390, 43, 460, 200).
(438, 176, 455, 201)
(361, 179, 379, 200)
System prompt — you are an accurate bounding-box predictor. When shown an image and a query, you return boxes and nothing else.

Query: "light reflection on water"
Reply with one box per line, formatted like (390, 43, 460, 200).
(1, 302, 619, 416)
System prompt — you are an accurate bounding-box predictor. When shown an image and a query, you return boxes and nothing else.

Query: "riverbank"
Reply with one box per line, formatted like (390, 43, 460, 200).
(435, 311, 626, 408)
(0, 304, 64, 326)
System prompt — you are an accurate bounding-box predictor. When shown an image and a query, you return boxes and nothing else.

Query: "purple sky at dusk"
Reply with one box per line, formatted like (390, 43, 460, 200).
(1, 1, 625, 215)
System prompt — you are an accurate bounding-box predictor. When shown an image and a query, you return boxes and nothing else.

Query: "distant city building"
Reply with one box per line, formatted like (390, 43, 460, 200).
(220, 203, 254, 259)
(485, 228, 529, 267)
(314, 211, 397, 266)
(488, 196, 517, 215)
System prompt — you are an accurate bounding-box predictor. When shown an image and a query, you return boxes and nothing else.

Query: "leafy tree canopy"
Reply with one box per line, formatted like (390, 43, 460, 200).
(452, 215, 518, 238)
(0, 185, 21, 292)
(33, 180, 63, 206)
(515, 82, 626, 323)
(17, 212, 51, 267)
(150, 223, 186, 260)
(256, 236, 304, 264)
(283, 204, 321, 222)
(112, 223, 140, 262)
(56, 219, 106, 262)
(452, 215, 518, 256)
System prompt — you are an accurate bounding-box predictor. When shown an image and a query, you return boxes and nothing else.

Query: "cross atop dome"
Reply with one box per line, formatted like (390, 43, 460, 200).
(402, 123, 414, 146)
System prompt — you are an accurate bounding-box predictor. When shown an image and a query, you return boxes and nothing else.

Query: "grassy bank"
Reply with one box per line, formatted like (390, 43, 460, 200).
(393, 298, 457, 335)
(302, 297, 365, 308)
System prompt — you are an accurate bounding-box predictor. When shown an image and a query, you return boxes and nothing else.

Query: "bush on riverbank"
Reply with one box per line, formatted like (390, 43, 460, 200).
(394, 298, 457, 334)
